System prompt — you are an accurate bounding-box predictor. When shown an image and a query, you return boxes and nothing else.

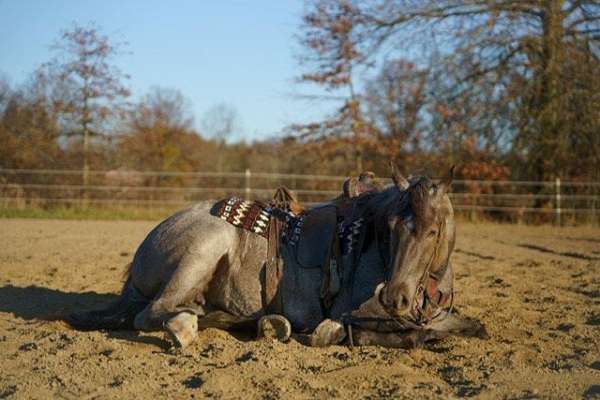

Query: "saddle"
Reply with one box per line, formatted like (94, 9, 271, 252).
(211, 172, 383, 312)
(295, 172, 382, 307)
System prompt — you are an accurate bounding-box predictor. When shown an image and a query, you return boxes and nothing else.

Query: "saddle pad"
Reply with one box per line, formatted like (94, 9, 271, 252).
(211, 198, 367, 269)
(211, 197, 272, 238)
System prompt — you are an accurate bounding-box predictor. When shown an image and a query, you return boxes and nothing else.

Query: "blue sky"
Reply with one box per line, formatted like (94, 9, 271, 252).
(0, 0, 331, 142)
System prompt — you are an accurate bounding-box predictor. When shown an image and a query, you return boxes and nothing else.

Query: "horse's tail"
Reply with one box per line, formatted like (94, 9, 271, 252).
(65, 263, 148, 331)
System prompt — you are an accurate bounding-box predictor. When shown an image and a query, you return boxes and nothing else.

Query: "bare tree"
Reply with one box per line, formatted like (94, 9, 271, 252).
(363, 59, 428, 160)
(297, 0, 600, 180)
(201, 103, 240, 143)
(40, 23, 130, 184)
(294, 0, 370, 171)
(365, 1, 600, 179)
(201, 103, 241, 173)
(0, 76, 10, 114)
(132, 86, 193, 132)
(120, 87, 203, 175)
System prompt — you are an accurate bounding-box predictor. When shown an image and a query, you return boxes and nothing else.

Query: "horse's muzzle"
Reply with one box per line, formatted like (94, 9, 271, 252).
(378, 283, 412, 318)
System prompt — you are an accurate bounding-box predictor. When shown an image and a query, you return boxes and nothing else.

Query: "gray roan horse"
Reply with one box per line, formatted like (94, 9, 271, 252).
(67, 166, 487, 348)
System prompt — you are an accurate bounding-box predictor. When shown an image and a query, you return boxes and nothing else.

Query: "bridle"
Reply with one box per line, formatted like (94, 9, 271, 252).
(407, 219, 454, 325)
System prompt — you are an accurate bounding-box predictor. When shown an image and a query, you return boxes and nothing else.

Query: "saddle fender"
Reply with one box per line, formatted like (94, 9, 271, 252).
(295, 205, 338, 269)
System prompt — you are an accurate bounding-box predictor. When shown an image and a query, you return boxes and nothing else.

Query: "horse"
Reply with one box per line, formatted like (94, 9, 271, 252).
(67, 166, 486, 348)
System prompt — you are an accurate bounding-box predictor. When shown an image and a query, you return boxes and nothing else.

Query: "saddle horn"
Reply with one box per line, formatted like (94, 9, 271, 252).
(390, 161, 409, 190)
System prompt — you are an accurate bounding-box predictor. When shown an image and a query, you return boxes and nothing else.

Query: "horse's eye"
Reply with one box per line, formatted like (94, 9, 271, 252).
(428, 229, 438, 237)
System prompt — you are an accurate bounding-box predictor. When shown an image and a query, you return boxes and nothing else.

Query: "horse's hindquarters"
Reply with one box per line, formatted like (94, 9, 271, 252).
(129, 203, 264, 322)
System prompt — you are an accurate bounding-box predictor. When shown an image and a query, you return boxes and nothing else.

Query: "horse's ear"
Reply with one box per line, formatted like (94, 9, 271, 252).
(438, 165, 455, 194)
(390, 161, 409, 190)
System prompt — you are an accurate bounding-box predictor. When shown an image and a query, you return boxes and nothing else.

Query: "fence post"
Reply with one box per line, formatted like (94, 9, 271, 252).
(555, 177, 561, 226)
(245, 169, 251, 200)
(593, 183, 598, 225)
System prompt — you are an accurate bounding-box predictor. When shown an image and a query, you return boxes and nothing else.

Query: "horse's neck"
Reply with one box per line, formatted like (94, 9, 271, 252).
(339, 230, 389, 312)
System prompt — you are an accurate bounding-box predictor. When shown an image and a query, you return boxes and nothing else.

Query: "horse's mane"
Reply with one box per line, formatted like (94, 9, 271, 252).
(368, 185, 409, 221)
(367, 176, 448, 231)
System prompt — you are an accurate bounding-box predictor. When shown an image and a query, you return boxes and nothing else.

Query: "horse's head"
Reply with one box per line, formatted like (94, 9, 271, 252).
(378, 165, 456, 320)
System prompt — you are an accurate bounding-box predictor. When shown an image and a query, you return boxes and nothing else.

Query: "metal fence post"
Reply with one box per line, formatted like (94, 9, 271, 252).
(593, 183, 598, 225)
(555, 177, 561, 226)
(245, 169, 251, 200)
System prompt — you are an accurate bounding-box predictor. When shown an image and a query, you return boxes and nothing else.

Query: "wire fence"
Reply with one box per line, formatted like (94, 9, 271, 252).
(1, 168, 598, 224)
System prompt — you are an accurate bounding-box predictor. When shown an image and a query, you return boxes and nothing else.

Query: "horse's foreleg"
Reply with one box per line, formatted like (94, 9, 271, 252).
(133, 302, 201, 348)
(133, 256, 220, 347)
(164, 312, 198, 347)
(133, 303, 199, 348)
(424, 312, 488, 339)
(350, 313, 488, 348)
(350, 328, 441, 348)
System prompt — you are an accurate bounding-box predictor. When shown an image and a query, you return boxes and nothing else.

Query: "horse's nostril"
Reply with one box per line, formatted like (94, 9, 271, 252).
(393, 284, 411, 310)
(387, 295, 409, 313)
(394, 295, 410, 312)
(380, 284, 412, 315)
(400, 296, 410, 308)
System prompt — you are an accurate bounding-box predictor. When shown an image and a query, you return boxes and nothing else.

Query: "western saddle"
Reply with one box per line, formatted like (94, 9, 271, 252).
(264, 172, 383, 313)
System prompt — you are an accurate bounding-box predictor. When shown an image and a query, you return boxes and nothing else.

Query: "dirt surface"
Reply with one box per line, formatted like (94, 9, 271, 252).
(0, 218, 599, 399)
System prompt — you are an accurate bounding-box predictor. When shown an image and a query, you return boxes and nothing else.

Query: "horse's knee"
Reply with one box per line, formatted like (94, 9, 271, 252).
(133, 306, 151, 331)
(133, 302, 168, 331)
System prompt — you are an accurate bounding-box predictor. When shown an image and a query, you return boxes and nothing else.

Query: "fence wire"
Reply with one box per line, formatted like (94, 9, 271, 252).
(1, 168, 598, 223)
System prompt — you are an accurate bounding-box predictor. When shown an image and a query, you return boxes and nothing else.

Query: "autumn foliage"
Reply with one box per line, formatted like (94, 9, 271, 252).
(1, 7, 600, 188)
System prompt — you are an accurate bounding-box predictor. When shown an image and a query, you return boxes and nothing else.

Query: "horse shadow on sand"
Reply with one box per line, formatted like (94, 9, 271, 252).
(0, 284, 254, 348)
(0, 284, 174, 348)
(0, 284, 117, 321)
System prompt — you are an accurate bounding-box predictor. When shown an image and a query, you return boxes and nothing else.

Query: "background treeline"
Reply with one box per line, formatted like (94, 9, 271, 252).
(1, 1, 600, 184)
(0, 76, 353, 176)
(293, 0, 600, 182)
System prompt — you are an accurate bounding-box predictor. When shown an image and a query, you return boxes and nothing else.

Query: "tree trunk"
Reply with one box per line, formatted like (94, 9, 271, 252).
(83, 124, 89, 186)
(536, 0, 566, 181)
(82, 77, 91, 188)
(348, 82, 364, 173)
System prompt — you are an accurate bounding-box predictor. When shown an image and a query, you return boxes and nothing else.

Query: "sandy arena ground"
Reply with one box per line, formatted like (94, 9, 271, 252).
(0, 218, 599, 399)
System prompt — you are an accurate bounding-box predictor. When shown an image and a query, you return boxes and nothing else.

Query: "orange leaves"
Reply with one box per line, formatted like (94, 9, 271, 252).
(434, 104, 455, 121)
(456, 137, 511, 196)
(298, 0, 363, 90)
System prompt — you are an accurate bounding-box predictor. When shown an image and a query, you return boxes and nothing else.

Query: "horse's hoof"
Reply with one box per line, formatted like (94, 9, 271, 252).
(310, 319, 346, 347)
(257, 314, 291, 342)
(165, 312, 198, 348)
